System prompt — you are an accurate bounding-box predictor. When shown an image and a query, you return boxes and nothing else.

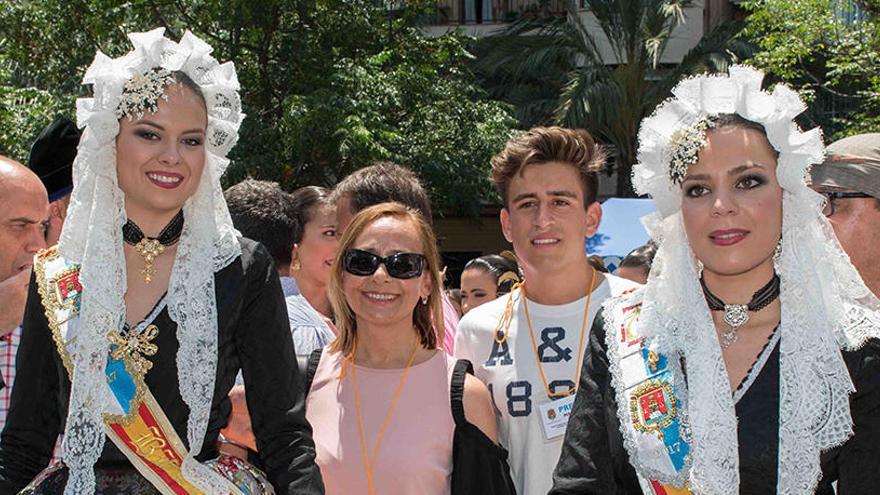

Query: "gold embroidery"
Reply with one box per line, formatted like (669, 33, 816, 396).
(647, 350, 660, 373)
(133, 426, 168, 456)
(34, 246, 75, 376)
(629, 379, 677, 439)
(35, 247, 156, 426)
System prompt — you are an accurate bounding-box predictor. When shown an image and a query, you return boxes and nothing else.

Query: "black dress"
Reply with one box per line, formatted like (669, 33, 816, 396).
(550, 309, 880, 494)
(0, 239, 324, 494)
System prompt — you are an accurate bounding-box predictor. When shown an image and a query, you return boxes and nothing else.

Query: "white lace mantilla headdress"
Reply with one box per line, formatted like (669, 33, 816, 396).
(57, 28, 243, 494)
(624, 65, 880, 494)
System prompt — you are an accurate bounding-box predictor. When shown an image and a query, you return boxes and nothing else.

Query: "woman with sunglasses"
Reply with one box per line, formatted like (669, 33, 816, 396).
(0, 29, 322, 494)
(304, 202, 515, 495)
(550, 67, 880, 494)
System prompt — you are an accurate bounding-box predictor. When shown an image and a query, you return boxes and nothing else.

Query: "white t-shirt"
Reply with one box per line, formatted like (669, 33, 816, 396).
(454, 274, 639, 495)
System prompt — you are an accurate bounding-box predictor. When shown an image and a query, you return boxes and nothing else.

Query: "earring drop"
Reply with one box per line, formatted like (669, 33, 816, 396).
(772, 238, 783, 270)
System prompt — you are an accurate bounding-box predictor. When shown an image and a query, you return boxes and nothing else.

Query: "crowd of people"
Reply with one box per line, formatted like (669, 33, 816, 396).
(0, 27, 878, 495)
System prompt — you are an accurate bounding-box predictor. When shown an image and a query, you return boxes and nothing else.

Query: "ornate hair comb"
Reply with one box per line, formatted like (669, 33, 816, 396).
(665, 114, 716, 185)
(115, 68, 176, 121)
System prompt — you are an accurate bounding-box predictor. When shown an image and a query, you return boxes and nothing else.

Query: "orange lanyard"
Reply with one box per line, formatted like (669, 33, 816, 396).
(347, 341, 420, 495)
(495, 269, 597, 399)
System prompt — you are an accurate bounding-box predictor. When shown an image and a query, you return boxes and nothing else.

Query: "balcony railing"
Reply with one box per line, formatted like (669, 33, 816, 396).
(430, 0, 570, 25)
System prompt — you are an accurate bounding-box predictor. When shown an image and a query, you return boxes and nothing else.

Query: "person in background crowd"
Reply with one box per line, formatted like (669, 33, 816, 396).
(811, 133, 880, 297)
(286, 186, 338, 349)
(0, 156, 48, 431)
(551, 66, 880, 495)
(305, 202, 514, 495)
(446, 289, 464, 318)
(460, 253, 521, 315)
(614, 241, 657, 285)
(27, 117, 81, 246)
(0, 29, 323, 494)
(225, 179, 299, 293)
(225, 180, 337, 352)
(333, 161, 460, 354)
(455, 127, 639, 495)
(588, 254, 609, 273)
(223, 179, 335, 458)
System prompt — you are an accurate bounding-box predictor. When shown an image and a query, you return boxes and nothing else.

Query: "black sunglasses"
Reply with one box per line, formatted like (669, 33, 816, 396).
(343, 249, 427, 280)
(820, 191, 874, 217)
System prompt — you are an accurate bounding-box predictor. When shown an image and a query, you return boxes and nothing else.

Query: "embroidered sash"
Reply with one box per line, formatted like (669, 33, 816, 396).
(34, 247, 249, 495)
(604, 291, 693, 494)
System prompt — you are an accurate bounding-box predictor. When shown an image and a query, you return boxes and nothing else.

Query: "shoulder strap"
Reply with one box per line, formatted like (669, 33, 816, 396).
(450, 359, 474, 426)
(304, 348, 323, 398)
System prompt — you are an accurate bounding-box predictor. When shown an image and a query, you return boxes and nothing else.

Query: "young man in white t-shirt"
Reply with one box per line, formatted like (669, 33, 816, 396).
(455, 127, 640, 495)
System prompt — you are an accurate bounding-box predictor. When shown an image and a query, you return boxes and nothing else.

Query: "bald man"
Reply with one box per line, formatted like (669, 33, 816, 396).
(0, 156, 48, 430)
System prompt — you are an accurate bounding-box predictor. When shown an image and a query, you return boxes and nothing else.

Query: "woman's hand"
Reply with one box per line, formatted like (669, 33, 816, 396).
(219, 384, 258, 453)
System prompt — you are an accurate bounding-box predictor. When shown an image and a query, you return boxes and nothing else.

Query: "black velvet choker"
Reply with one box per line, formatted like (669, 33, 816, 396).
(701, 274, 780, 348)
(122, 210, 184, 283)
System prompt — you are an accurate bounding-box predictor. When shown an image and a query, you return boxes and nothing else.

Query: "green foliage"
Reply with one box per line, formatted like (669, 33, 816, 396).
(271, 34, 516, 215)
(0, 0, 515, 214)
(473, 0, 748, 196)
(0, 86, 71, 162)
(742, 0, 880, 141)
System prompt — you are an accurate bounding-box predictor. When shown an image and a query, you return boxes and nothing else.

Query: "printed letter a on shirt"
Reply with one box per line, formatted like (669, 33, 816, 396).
(485, 330, 513, 367)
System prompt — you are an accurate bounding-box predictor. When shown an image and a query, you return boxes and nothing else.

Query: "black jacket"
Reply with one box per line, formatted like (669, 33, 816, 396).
(550, 309, 880, 494)
(0, 239, 324, 494)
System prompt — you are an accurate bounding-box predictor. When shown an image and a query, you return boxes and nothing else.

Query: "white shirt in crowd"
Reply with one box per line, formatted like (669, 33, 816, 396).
(454, 274, 639, 495)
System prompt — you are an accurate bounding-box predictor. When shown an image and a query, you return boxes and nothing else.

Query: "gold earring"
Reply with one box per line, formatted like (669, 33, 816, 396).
(291, 258, 302, 271)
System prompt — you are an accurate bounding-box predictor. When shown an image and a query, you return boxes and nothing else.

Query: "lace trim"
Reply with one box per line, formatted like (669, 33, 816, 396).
(622, 65, 880, 495)
(124, 294, 168, 334)
(732, 325, 780, 404)
(33, 247, 76, 376)
(603, 292, 693, 488)
(56, 28, 244, 494)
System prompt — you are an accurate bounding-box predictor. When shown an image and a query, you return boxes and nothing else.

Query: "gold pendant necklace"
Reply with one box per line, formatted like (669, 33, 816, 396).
(122, 210, 184, 284)
(133, 238, 165, 284)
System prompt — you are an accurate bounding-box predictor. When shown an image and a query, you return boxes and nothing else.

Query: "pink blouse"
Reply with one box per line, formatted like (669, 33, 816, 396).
(306, 349, 457, 495)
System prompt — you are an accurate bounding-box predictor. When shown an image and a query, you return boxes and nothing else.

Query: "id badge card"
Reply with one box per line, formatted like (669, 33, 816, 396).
(538, 394, 576, 440)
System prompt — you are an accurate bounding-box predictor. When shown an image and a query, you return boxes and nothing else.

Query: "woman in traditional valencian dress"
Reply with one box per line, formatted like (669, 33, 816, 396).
(0, 29, 323, 494)
(550, 66, 880, 494)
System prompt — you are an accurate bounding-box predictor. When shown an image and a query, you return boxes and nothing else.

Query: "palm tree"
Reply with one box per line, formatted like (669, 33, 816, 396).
(473, 0, 749, 196)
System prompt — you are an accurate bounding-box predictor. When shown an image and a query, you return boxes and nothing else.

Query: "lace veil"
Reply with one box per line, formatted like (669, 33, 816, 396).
(624, 65, 880, 494)
(56, 28, 243, 494)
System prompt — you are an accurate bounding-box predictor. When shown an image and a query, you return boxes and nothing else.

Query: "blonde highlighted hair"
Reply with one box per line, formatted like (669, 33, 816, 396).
(329, 202, 445, 355)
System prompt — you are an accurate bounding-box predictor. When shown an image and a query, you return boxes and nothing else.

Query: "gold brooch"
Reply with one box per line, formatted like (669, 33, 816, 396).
(108, 324, 159, 377)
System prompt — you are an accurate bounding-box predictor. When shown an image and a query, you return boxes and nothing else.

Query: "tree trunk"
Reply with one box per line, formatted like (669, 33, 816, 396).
(615, 143, 637, 198)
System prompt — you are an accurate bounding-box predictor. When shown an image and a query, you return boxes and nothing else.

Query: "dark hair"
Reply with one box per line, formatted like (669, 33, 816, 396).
(289, 186, 333, 244)
(117, 69, 207, 122)
(710, 114, 779, 158)
(490, 126, 606, 208)
(332, 161, 433, 224)
(589, 255, 609, 273)
(619, 242, 658, 273)
(463, 253, 522, 294)
(170, 70, 206, 107)
(224, 179, 296, 268)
